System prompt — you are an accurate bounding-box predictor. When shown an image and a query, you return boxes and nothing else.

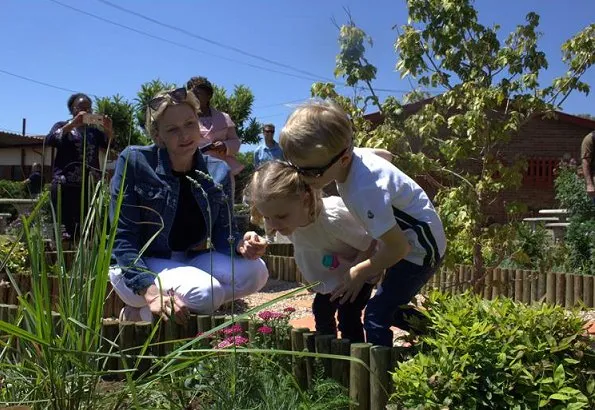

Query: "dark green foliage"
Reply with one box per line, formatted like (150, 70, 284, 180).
(498, 222, 567, 272)
(554, 163, 595, 275)
(391, 292, 595, 409)
(0, 235, 29, 273)
(0, 180, 27, 216)
(95, 94, 150, 150)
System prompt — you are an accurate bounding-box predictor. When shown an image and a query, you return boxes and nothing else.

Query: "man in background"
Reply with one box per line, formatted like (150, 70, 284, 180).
(253, 124, 284, 168)
(23, 162, 42, 198)
(581, 130, 595, 204)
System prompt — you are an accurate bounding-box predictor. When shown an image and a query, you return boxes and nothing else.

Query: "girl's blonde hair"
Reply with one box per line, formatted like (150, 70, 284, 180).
(245, 161, 322, 226)
(145, 89, 201, 146)
(279, 100, 353, 162)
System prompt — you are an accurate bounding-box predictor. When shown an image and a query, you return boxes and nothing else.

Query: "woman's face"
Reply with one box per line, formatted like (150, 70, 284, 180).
(71, 97, 92, 115)
(156, 104, 201, 164)
(193, 88, 211, 109)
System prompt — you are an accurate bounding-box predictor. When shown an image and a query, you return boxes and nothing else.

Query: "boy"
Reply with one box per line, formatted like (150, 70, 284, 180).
(279, 101, 446, 346)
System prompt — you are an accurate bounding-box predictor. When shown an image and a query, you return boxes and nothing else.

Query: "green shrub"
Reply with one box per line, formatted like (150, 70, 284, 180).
(0, 235, 29, 273)
(554, 164, 595, 275)
(391, 292, 595, 409)
(0, 179, 27, 217)
(498, 222, 568, 272)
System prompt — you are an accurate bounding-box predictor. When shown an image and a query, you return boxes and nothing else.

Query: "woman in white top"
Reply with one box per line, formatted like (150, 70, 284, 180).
(246, 160, 380, 342)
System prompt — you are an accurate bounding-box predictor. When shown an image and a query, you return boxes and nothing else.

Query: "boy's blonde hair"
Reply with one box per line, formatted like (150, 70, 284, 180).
(245, 161, 322, 226)
(279, 100, 353, 162)
(145, 90, 201, 146)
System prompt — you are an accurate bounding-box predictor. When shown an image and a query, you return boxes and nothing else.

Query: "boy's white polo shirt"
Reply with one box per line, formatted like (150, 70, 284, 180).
(337, 148, 446, 267)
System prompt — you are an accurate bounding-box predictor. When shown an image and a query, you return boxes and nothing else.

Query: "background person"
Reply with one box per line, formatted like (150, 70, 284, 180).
(46, 93, 113, 238)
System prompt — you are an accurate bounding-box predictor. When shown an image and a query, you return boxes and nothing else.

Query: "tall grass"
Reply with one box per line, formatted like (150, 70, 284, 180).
(0, 177, 118, 409)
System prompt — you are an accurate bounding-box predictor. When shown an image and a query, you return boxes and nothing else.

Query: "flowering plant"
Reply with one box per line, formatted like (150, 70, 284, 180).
(253, 308, 295, 349)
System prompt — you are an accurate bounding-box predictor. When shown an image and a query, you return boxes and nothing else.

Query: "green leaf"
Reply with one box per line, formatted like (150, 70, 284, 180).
(553, 364, 565, 388)
(549, 393, 571, 401)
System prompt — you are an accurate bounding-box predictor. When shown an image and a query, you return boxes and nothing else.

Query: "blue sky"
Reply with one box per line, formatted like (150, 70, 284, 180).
(1, 1, 594, 152)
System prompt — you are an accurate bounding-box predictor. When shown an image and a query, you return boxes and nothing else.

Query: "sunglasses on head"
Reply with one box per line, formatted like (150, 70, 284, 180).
(289, 146, 350, 178)
(148, 87, 188, 111)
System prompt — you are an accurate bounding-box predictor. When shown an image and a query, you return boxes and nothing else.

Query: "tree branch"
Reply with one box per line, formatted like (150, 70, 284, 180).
(546, 56, 591, 107)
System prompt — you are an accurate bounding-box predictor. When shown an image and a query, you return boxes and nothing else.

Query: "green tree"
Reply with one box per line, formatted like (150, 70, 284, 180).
(235, 151, 255, 201)
(211, 84, 261, 145)
(315, 2, 594, 285)
(95, 94, 150, 150)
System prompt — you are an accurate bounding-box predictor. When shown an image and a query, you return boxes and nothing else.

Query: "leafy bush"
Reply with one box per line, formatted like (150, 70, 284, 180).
(554, 163, 595, 275)
(391, 292, 595, 409)
(0, 179, 27, 217)
(0, 235, 29, 273)
(497, 222, 568, 272)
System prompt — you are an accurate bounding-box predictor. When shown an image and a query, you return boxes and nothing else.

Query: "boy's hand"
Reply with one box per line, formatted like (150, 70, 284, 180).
(330, 262, 371, 304)
(237, 231, 267, 259)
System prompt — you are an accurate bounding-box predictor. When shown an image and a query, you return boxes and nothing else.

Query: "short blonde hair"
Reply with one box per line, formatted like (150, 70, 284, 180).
(145, 89, 201, 146)
(245, 161, 322, 226)
(279, 100, 353, 162)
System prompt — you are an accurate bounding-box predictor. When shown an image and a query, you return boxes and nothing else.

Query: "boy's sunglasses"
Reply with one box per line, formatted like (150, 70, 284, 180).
(148, 87, 188, 111)
(289, 146, 350, 178)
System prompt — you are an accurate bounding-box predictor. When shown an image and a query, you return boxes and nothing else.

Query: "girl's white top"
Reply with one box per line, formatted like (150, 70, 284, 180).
(289, 196, 373, 294)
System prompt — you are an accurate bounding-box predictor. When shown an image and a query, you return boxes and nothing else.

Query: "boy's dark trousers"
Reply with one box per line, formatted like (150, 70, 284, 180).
(312, 283, 374, 343)
(364, 259, 440, 346)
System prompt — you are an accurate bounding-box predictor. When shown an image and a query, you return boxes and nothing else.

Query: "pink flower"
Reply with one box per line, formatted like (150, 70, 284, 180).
(283, 307, 296, 313)
(257, 325, 273, 335)
(217, 339, 232, 349)
(229, 335, 249, 346)
(216, 335, 249, 349)
(222, 324, 244, 335)
(258, 311, 285, 321)
(258, 311, 274, 321)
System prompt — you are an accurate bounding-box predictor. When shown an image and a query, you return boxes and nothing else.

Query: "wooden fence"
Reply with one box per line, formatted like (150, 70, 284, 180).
(262, 255, 595, 309)
(422, 265, 594, 309)
(0, 304, 405, 410)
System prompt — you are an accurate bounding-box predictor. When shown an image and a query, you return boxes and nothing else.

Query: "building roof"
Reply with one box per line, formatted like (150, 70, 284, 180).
(364, 98, 595, 130)
(0, 131, 45, 148)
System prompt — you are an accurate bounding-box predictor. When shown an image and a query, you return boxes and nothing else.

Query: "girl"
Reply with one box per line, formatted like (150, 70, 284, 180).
(246, 160, 381, 343)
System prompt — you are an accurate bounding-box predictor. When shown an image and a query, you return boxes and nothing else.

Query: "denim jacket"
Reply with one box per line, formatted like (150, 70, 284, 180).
(110, 144, 242, 294)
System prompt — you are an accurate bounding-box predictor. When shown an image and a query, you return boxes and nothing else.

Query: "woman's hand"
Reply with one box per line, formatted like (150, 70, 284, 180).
(237, 231, 267, 259)
(62, 111, 86, 134)
(143, 284, 189, 324)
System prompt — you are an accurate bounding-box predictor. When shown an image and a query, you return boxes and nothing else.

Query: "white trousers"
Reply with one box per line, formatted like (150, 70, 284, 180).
(109, 251, 268, 319)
